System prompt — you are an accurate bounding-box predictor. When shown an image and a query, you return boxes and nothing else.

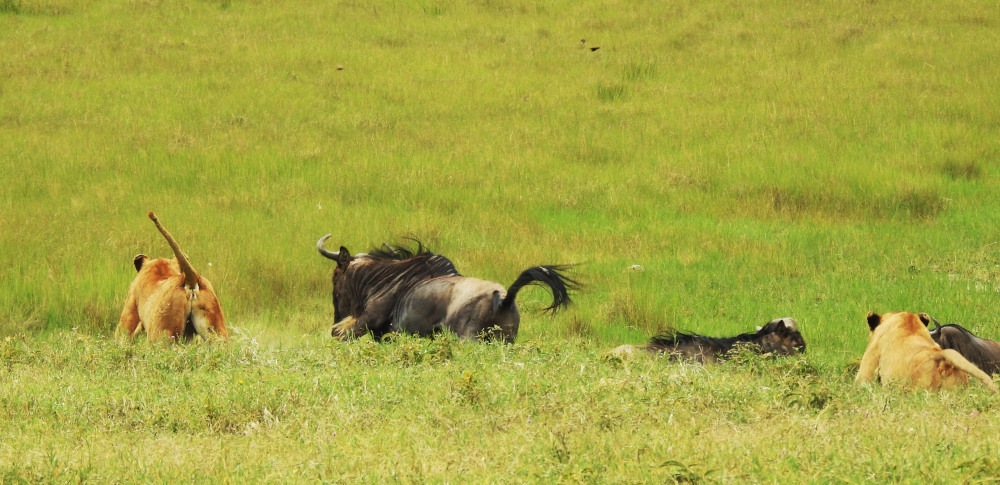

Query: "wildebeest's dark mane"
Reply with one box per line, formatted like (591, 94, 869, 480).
(648, 330, 758, 351)
(349, 255, 460, 292)
(933, 324, 1000, 370)
(338, 241, 461, 321)
(365, 239, 437, 262)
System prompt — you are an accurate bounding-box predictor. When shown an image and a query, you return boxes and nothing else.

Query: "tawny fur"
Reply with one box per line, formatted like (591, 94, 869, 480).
(856, 311, 996, 393)
(117, 212, 227, 342)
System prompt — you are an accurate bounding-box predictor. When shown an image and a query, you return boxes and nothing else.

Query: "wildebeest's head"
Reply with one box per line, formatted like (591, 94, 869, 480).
(753, 317, 806, 355)
(316, 235, 366, 323)
(317, 235, 462, 339)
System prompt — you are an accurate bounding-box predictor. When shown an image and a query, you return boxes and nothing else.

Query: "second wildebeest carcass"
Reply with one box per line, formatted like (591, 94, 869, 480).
(316, 236, 578, 342)
(609, 317, 805, 363)
(922, 314, 1000, 377)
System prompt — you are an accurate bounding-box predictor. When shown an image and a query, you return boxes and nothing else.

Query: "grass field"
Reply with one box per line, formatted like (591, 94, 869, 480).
(2, 0, 1000, 481)
(3, 332, 1000, 483)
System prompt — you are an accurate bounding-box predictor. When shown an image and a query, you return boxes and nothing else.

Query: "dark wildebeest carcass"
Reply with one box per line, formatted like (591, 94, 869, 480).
(317, 236, 578, 342)
(921, 314, 1000, 377)
(609, 317, 805, 363)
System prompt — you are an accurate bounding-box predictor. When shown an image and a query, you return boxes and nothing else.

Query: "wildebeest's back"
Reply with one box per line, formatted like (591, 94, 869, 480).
(393, 276, 515, 340)
(647, 333, 728, 363)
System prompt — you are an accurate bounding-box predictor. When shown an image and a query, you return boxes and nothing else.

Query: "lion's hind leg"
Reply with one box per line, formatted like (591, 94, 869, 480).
(855, 344, 882, 383)
(130, 321, 145, 339)
(189, 288, 227, 341)
(117, 293, 142, 341)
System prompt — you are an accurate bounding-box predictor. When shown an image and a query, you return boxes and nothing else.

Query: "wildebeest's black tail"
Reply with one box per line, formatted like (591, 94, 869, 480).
(500, 265, 579, 313)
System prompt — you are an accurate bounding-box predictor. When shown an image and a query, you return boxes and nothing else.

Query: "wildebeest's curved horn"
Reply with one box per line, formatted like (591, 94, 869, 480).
(930, 315, 942, 334)
(317, 234, 340, 260)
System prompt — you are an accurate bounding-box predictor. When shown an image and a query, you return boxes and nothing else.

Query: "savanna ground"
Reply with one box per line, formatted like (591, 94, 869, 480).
(1, 0, 999, 481)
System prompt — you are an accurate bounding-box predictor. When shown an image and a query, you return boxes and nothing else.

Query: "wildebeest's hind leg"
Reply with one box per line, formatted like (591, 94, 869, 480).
(392, 281, 451, 338)
(445, 295, 507, 341)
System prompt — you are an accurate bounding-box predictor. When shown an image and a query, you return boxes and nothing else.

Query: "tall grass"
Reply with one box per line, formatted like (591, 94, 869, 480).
(3, 0, 1000, 479)
(2, 331, 999, 482)
(2, 0, 999, 360)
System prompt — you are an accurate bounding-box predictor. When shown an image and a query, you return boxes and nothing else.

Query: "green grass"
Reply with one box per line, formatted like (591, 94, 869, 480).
(2, 331, 1000, 482)
(2, 0, 1000, 480)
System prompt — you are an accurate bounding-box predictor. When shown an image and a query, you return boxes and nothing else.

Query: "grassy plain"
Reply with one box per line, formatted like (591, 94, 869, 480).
(2, 0, 1000, 481)
(3, 332, 1000, 483)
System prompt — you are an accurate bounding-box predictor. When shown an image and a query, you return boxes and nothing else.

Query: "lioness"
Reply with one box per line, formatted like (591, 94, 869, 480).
(856, 311, 996, 392)
(117, 212, 228, 342)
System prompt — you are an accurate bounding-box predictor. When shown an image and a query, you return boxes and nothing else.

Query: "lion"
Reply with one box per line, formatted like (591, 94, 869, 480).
(856, 311, 996, 393)
(117, 212, 228, 342)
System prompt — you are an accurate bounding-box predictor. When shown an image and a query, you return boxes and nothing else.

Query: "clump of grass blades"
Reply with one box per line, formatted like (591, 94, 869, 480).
(596, 83, 628, 102)
(0, 0, 20, 13)
(623, 61, 657, 82)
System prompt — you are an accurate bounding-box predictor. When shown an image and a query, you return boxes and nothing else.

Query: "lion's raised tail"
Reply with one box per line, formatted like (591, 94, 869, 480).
(942, 348, 999, 393)
(148, 212, 199, 289)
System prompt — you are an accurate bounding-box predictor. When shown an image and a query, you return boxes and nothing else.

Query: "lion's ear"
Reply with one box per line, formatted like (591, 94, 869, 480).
(866, 312, 881, 332)
(918, 313, 931, 326)
(133, 254, 148, 272)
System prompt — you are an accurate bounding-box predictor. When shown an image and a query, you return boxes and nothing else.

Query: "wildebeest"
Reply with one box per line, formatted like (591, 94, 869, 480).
(922, 314, 1000, 377)
(609, 317, 805, 363)
(317, 236, 578, 342)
